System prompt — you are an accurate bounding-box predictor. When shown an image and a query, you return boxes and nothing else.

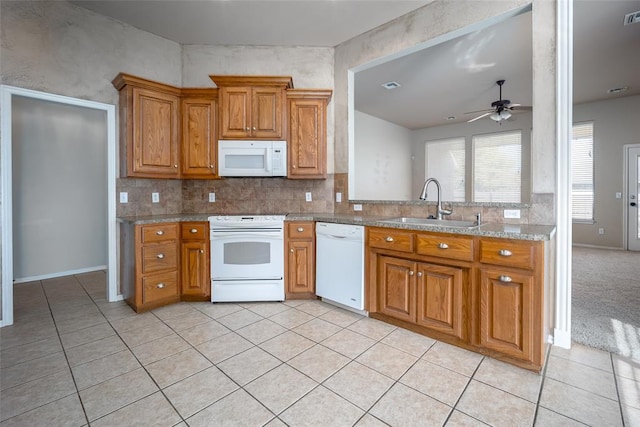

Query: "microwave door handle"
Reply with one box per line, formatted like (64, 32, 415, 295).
(265, 149, 272, 173)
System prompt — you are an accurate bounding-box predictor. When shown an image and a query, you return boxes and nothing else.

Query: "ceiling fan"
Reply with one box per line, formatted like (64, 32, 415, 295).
(466, 80, 532, 123)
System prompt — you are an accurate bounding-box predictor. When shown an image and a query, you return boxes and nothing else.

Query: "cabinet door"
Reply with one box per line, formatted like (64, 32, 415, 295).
(252, 87, 284, 139)
(479, 268, 534, 361)
(288, 98, 326, 178)
(132, 88, 180, 177)
(377, 256, 415, 323)
(181, 241, 210, 298)
(219, 87, 251, 138)
(286, 239, 315, 296)
(182, 97, 217, 178)
(416, 263, 465, 339)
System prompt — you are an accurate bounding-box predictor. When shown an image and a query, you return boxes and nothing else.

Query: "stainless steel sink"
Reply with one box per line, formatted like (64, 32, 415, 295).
(380, 217, 479, 228)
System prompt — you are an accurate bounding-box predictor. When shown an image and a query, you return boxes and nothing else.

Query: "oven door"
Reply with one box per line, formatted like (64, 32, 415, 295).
(210, 229, 284, 280)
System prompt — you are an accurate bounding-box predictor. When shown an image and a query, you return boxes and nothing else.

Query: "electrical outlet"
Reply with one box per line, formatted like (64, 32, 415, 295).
(353, 204, 363, 211)
(152, 192, 160, 203)
(504, 209, 521, 219)
(208, 192, 216, 203)
(305, 192, 312, 202)
(598, 228, 605, 235)
(336, 192, 342, 203)
(119, 192, 128, 203)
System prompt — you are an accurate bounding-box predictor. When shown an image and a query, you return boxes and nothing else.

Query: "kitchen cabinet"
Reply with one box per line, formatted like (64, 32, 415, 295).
(180, 222, 210, 301)
(287, 90, 332, 179)
(181, 89, 218, 179)
(113, 73, 181, 179)
(285, 221, 316, 299)
(210, 75, 293, 140)
(478, 237, 544, 366)
(367, 227, 545, 371)
(125, 223, 181, 312)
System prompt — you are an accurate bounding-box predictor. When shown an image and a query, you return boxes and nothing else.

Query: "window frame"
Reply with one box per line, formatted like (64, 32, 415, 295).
(571, 121, 595, 223)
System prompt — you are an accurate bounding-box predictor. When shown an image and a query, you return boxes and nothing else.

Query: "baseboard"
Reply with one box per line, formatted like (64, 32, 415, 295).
(14, 265, 107, 284)
(553, 328, 572, 349)
(572, 243, 624, 250)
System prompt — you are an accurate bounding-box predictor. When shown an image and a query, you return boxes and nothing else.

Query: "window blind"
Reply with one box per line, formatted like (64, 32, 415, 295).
(572, 122, 594, 221)
(473, 131, 522, 203)
(425, 138, 466, 201)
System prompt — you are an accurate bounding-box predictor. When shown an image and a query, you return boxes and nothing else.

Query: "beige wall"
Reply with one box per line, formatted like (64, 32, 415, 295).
(573, 95, 640, 248)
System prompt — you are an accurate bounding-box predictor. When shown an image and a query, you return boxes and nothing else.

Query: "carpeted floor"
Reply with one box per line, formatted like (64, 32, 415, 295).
(572, 246, 640, 360)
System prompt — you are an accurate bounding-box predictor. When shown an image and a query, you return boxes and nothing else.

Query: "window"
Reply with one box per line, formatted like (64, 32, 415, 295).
(425, 138, 466, 201)
(572, 122, 594, 221)
(473, 131, 522, 203)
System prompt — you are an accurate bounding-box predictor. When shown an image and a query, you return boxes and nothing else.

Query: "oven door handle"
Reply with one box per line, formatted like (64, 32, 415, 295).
(211, 231, 283, 240)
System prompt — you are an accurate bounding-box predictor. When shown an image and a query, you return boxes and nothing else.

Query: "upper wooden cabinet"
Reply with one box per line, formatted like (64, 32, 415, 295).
(181, 89, 218, 179)
(287, 89, 332, 179)
(210, 75, 293, 140)
(113, 74, 181, 178)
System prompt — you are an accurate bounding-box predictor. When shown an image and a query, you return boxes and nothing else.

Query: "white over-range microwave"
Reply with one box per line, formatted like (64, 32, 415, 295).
(218, 140, 287, 177)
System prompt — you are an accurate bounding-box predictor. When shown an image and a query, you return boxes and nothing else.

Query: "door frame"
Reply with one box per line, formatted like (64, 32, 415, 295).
(1, 85, 120, 327)
(623, 144, 640, 250)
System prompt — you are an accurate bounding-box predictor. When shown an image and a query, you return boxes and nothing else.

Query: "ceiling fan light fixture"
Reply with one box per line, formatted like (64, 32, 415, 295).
(490, 111, 502, 121)
(501, 109, 512, 120)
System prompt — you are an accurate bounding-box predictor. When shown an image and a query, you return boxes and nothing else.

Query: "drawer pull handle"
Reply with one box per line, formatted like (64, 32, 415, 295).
(409, 271, 414, 276)
(157, 283, 165, 289)
(190, 228, 198, 233)
(417, 272, 423, 277)
(297, 227, 304, 232)
(438, 243, 449, 249)
(156, 230, 164, 236)
(499, 249, 512, 257)
(385, 236, 394, 242)
(499, 275, 513, 283)
(156, 253, 165, 259)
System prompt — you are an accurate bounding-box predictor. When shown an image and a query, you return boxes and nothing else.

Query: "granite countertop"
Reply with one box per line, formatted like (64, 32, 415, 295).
(118, 213, 556, 241)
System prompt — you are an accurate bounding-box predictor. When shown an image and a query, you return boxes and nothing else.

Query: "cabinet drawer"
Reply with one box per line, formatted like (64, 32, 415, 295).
(142, 243, 178, 274)
(287, 222, 314, 239)
(181, 223, 207, 241)
(142, 271, 179, 304)
(368, 228, 414, 253)
(480, 239, 536, 270)
(416, 233, 474, 261)
(141, 223, 179, 243)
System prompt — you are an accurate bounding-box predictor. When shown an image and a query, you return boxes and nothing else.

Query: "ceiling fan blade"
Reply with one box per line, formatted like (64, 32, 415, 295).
(464, 108, 493, 115)
(467, 112, 492, 123)
(510, 105, 532, 111)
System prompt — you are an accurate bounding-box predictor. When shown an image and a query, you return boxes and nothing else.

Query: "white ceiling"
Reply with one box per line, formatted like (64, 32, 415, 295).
(71, 0, 433, 47)
(72, 0, 640, 129)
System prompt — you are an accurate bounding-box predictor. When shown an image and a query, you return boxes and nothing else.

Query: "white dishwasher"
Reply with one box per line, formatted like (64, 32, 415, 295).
(315, 222, 365, 310)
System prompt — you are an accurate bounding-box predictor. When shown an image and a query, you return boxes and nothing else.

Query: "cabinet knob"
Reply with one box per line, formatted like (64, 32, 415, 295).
(438, 243, 449, 249)
(385, 236, 394, 242)
(499, 249, 512, 257)
(290, 248, 294, 253)
(174, 164, 178, 168)
(156, 230, 164, 236)
(417, 272, 423, 277)
(157, 283, 165, 289)
(156, 253, 165, 259)
(246, 127, 250, 131)
(252, 126, 256, 131)
(210, 164, 214, 169)
(292, 165, 297, 169)
(499, 275, 513, 283)
(190, 228, 198, 233)
(297, 227, 304, 232)
(409, 271, 414, 276)
(199, 249, 204, 254)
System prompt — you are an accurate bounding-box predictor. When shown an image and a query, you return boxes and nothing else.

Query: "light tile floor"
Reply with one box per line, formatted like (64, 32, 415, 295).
(1, 271, 639, 426)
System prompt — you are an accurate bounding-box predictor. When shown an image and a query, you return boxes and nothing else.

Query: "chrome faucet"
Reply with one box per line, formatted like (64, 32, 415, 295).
(419, 178, 452, 220)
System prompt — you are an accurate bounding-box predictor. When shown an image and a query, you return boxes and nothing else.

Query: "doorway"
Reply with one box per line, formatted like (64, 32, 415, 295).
(626, 145, 640, 251)
(1, 86, 118, 327)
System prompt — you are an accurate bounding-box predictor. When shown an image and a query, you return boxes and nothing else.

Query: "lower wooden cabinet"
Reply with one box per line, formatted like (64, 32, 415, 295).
(285, 221, 316, 299)
(180, 222, 210, 301)
(120, 221, 211, 312)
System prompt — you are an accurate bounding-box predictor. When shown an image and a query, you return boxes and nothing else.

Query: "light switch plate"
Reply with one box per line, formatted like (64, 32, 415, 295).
(305, 192, 312, 202)
(209, 192, 216, 203)
(616, 192, 622, 199)
(152, 192, 160, 203)
(119, 192, 128, 203)
(504, 209, 521, 219)
(336, 192, 342, 203)
(353, 204, 363, 211)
